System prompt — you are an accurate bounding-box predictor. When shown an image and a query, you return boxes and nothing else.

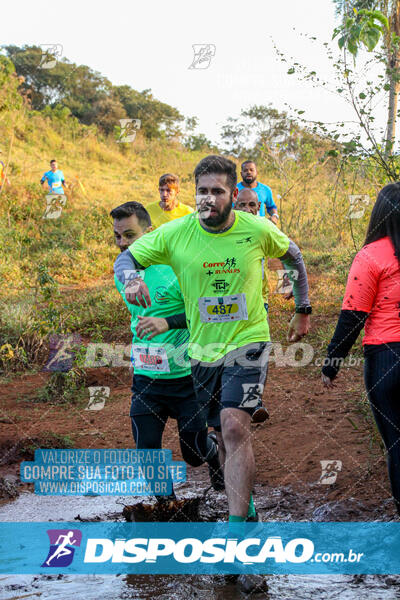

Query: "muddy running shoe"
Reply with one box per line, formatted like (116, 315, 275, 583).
(236, 514, 268, 593)
(251, 403, 269, 423)
(207, 432, 225, 492)
(208, 430, 218, 446)
(221, 513, 264, 587)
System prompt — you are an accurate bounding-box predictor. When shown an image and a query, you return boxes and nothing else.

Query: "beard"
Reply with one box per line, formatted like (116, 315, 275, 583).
(243, 175, 256, 185)
(201, 196, 233, 227)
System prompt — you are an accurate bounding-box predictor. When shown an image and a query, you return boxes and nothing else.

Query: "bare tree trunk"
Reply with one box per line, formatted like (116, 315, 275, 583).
(385, 77, 400, 157)
(384, 0, 400, 157)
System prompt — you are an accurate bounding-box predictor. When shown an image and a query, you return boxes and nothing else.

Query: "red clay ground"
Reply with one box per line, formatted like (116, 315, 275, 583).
(0, 359, 392, 519)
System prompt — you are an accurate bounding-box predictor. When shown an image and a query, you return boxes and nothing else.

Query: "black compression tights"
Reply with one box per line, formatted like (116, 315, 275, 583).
(364, 346, 400, 515)
(130, 415, 216, 467)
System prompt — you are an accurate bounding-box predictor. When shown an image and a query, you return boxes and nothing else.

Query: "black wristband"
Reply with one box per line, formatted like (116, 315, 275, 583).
(165, 312, 187, 330)
(295, 305, 312, 315)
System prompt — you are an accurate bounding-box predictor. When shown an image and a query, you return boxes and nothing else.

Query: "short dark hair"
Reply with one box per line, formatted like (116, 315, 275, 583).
(364, 182, 400, 265)
(50, 159, 57, 164)
(194, 155, 237, 192)
(110, 201, 151, 229)
(159, 173, 179, 189)
(241, 160, 256, 169)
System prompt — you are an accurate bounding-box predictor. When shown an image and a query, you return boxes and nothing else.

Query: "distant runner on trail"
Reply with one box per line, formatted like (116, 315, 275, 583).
(40, 159, 66, 194)
(114, 155, 311, 593)
(111, 200, 224, 499)
(322, 182, 400, 517)
(237, 160, 278, 221)
(146, 173, 193, 228)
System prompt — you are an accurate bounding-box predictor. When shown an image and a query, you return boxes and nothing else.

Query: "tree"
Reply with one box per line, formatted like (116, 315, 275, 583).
(2, 45, 184, 139)
(220, 104, 336, 233)
(114, 85, 184, 139)
(0, 55, 23, 113)
(333, 1, 400, 157)
(220, 104, 331, 160)
(184, 133, 213, 151)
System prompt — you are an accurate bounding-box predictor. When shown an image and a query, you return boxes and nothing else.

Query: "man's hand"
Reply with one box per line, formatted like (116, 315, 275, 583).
(136, 315, 168, 340)
(124, 278, 151, 308)
(270, 214, 279, 225)
(287, 313, 310, 342)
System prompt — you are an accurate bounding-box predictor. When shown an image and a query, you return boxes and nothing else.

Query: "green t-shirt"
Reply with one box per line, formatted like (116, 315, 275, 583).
(129, 210, 290, 362)
(114, 264, 190, 379)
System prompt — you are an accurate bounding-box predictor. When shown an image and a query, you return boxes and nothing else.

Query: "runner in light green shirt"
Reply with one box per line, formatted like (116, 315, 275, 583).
(114, 269, 190, 379)
(114, 157, 311, 594)
(111, 200, 224, 496)
(127, 210, 289, 362)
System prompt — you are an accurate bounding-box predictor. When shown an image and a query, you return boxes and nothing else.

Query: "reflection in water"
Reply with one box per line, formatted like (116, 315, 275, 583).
(1, 491, 400, 599)
(2, 572, 400, 600)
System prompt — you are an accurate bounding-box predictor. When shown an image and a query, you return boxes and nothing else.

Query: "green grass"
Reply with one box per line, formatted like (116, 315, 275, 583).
(0, 102, 386, 380)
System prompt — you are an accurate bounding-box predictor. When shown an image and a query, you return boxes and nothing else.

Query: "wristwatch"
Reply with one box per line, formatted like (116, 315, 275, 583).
(295, 305, 312, 315)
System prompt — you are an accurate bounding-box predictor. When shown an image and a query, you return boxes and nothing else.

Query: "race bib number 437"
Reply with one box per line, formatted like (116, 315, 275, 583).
(198, 293, 248, 323)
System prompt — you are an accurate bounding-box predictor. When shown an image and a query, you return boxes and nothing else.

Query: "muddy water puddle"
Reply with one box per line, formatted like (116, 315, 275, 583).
(1, 484, 400, 600)
(2, 571, 400, 600)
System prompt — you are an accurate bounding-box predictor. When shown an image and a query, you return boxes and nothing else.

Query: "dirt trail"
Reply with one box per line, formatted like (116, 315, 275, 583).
(1, 357, 397, 600)
(0, 361, 393, 519)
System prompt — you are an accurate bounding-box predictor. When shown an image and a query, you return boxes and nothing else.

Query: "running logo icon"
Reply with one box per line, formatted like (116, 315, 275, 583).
(85, 386, 110, 411)
(42, 529, 82, 567)
(347, 195, 370, 219)
(275, 269, 298, 295)
(117, 119, 141, 143)
(43, 333, 81, 372)
(240, 383, 264, 408)
(318, 460, 342, 485)
(189, 44, 216, 69)
(39, 44, 63, 69)
(43, 194, 66, 219)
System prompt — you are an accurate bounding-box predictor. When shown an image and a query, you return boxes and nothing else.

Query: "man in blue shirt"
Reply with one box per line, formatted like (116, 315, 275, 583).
(40, 159, 66, 194)
(237, 160, 279, 223)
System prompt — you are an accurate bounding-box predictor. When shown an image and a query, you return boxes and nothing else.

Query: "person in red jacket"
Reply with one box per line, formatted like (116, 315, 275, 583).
(322, 182, 400, 515)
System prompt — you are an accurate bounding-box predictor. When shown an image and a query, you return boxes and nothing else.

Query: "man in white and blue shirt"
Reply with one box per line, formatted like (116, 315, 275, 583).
(237, 160, 279, 223)
(40, 159, 66, 194)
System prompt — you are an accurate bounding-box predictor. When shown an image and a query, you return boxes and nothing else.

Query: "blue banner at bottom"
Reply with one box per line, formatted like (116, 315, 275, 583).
(1, 522, 400, 574)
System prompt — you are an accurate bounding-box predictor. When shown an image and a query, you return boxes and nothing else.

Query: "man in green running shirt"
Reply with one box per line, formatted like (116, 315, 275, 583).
(114, 157, 311, 589)
(111, 200, 224, 497)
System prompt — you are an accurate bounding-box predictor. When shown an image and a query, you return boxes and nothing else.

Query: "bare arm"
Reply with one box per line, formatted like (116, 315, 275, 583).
(136, 312, 187, 340)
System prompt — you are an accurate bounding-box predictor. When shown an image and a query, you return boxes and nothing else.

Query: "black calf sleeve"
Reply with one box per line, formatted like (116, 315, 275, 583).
(179, 428, 217, 467)
(131, 414, 166, 449)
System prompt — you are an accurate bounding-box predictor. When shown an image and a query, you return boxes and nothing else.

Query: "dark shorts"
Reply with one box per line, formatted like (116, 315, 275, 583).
(191, 342, 271, 429)
(130, 374, 206, 432)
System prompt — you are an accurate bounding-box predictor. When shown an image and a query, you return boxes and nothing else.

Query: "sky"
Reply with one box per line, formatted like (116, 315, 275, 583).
(3, 0, 387, 144)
